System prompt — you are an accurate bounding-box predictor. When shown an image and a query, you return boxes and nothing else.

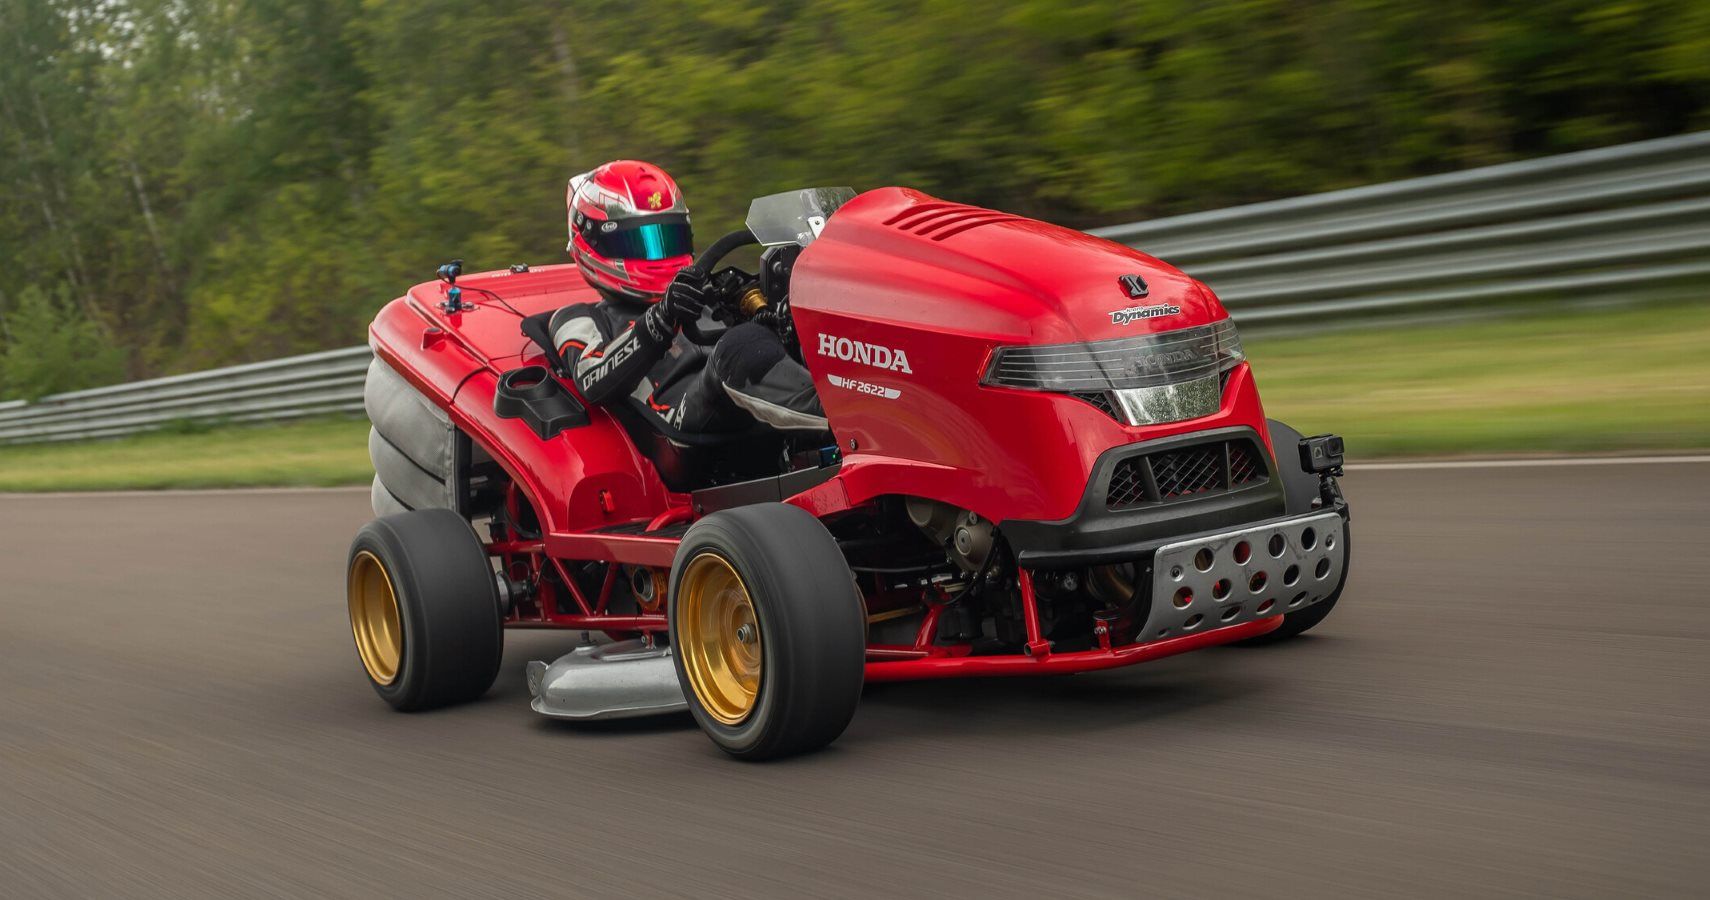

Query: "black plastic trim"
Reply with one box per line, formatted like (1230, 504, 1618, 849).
(452, 428, 471, 516)
(1002, 426, 1286, 567)
(518, 311, 571, 377)
(494, 365, 589, 439)
(691, 463, 842, 516)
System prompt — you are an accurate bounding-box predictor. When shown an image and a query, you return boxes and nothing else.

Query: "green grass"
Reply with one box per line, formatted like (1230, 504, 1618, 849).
(0, 418, 372, 491)
(1248, 301, 1710, 457)
(2, 301, 1707, 491)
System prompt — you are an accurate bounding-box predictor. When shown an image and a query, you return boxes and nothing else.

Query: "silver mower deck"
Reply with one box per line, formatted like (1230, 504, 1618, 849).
(526, 638, 689, 720)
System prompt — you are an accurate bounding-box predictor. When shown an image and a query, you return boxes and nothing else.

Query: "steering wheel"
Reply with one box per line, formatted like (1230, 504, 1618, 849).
(680, 228, 761, 345)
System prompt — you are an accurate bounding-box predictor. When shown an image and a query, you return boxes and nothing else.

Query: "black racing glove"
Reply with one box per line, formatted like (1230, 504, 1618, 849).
(646, 266, 714, 340)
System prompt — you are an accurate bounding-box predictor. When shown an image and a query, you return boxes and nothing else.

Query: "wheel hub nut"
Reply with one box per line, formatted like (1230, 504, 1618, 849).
(735, 623, 756, 644)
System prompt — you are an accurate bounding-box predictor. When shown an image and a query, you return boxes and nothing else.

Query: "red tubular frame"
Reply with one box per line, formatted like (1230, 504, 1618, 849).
(492, 522, 1281, 679)
(646, 505, 695, 532)
(510, 615, 668, 632)
(494, 535, 671, 627)
(1018, 569, 1051, 658)
(547, 557, 595, 616)
(862, 616, 1279, 682)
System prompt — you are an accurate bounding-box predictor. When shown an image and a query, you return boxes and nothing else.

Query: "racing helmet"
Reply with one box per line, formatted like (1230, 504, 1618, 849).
(567, 160, 693, 303)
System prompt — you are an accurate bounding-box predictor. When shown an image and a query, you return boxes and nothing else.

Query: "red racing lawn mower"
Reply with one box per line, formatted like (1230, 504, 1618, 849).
(348, 187, 1350, 759)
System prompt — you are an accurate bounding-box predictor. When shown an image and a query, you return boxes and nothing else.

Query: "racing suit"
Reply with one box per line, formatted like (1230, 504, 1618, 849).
(547, 297, 827, 436)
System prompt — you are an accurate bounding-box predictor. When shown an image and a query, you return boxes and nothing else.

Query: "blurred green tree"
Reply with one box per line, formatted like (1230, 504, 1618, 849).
(0, 0, 1706, 396)
(0, 285, 127, 400)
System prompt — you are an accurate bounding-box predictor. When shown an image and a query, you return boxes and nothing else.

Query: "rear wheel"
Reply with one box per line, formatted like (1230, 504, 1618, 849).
(347, 509, 503, 710)
(670, 503, 865, 760)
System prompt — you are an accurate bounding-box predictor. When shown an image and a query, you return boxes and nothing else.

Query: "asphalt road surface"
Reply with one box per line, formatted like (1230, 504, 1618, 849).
(3, 461, 1708, 898)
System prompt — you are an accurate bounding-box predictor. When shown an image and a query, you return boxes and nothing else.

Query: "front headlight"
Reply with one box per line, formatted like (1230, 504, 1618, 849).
(982, 319, 1245, 426)
(1208, 318, 1244, 371)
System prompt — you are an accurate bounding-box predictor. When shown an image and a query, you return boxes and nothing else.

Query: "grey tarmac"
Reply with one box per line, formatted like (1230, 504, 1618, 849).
(2, 462, 1706, 898)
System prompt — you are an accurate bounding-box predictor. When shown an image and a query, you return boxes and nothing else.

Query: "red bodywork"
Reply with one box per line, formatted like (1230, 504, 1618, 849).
(368, 188, 1282, 681)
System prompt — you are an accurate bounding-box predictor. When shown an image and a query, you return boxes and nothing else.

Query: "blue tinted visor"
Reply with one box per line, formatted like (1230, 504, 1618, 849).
(588, 220, 694, 261)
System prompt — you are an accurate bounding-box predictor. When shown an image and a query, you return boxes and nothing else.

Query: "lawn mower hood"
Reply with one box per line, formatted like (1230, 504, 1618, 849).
(784, 187, 1271, 530)
(792, 186, 1227, 346)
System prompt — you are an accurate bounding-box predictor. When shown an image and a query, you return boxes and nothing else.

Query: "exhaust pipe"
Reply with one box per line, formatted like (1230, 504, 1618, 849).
(526, 638, 688, 720)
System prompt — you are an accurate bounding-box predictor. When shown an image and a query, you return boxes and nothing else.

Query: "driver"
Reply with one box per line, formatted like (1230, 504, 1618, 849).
(548, 160, 826, 436)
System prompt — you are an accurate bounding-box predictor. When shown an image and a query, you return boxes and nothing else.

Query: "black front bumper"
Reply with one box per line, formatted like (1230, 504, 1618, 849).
(1002, 426, 1288, 568)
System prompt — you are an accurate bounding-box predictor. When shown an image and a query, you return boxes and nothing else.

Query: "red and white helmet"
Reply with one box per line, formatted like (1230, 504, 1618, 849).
(567, 160, 693, 303)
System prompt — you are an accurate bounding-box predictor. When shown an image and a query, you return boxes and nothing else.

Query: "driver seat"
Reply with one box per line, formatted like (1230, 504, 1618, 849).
(608, 403, 788, 493)
(519, 310, 788, 492)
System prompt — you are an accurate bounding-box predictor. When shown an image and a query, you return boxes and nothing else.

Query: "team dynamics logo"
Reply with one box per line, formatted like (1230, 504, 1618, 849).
(1111, 274, 1177, 324)
(1118, 274, 1150, 298)
(817, 333, 914, 374)
(1109, 303, 1181, 325)
(826, 374, 901, 399)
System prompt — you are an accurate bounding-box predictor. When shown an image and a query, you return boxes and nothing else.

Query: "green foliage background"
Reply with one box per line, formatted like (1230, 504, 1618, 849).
(3, 0, 1708, 397)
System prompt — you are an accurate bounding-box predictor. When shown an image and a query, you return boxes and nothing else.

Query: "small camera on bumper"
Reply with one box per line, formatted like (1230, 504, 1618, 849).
(1298, 434, 1345, 474)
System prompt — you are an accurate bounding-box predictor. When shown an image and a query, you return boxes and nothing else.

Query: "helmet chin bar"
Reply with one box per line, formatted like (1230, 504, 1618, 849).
(591, 283, 659, 307)
(571, 240, 685, 302)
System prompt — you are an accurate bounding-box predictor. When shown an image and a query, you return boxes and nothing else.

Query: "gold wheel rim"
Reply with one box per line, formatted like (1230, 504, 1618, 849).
(348, 550, 403, 685)
(677, 553, 762, 726)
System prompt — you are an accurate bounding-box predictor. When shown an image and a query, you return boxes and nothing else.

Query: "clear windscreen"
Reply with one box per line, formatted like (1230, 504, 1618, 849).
(745, 187, 857, 247)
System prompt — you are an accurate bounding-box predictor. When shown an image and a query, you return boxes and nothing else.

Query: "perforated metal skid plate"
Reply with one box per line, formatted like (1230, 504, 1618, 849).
(1145, 511, 1346, 642)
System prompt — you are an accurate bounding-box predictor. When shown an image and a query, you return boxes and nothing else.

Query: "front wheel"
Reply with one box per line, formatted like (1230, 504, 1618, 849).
(1237, 419, 1350, 645)
(669, 503, 865, 760)
(347, 509, 503, 710)
(1238, 525, 1349, 644)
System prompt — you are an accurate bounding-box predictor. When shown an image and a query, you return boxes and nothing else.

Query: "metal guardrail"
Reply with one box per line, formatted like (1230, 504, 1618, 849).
(0, 347, 371, 444)
(3, 131, 1708, 445)
(1090, 129, 1710, 322)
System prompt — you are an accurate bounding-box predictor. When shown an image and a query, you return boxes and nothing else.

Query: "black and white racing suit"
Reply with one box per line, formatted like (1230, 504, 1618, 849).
(547, 298, 827, 436)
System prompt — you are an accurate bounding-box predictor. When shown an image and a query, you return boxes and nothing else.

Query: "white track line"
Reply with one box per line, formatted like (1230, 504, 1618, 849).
(1348, 455, 1710, 471)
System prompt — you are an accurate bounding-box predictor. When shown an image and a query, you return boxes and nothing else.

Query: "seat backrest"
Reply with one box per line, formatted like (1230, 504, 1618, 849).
(519, 309, 787, 491)
(606, 402, 787, 493)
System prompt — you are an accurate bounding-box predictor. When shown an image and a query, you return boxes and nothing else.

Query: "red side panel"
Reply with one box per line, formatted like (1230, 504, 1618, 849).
(449, 369, 673, 537)
(369, 263, 674, 541)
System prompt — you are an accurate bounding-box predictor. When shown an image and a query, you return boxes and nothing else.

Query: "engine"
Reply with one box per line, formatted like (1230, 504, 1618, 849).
(904, 497, 995, 573)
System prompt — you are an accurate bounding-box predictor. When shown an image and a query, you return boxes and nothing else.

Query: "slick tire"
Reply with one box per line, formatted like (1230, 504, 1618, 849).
(1237, 420, 1350, 645)
(347, 509, 503, 710)
(670, 503, 865, 760)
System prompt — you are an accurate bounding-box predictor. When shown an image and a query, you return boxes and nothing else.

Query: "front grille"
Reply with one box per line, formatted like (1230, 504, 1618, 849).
(1107, 456, 1149, 508)
(1071, 391, 1118, 417)
(1106, 438, 1270, 510)
(1228, 440, 1262, 484)
(1149, 444, 1225, 499)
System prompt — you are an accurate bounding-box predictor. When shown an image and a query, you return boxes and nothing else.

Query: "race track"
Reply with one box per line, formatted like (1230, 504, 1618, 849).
(3, 462, 1708, 898)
